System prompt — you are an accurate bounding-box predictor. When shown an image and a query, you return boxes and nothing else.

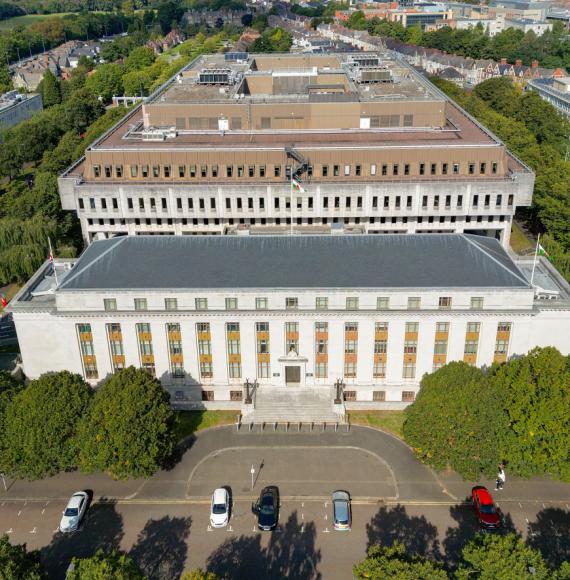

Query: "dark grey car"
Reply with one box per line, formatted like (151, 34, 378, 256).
(332, 490, 351, 531)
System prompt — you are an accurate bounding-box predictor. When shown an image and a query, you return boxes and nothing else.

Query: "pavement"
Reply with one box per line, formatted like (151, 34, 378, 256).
(0, 426, 569, 579)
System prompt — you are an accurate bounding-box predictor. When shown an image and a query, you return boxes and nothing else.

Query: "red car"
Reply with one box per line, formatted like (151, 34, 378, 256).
(471, 486, 501, 531)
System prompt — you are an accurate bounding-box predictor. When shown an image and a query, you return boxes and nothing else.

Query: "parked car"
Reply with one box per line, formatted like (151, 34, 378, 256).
(210, 487, 230, 528)
(59, 491, 89, 533)
(332, 490, 352, 531)
(472, 486, 501, 531)
(253, 486, 279, 531)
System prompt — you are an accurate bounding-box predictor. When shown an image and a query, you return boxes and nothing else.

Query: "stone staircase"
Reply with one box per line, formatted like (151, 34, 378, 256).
(245, 386, 345, 424)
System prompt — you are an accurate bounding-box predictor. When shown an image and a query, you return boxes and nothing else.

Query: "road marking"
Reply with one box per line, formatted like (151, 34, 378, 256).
(518, 503, 523, 509)
(207, 525, 212, 532)
(17, 510, 21, 517)
(323, 527, 330, 533)
(301, 502, 304, 508)
(526, 518, 529, 523)
(301, 524, 304, 533)
(324, 514, 328, 520)
(253, 525, 256, 532)
(228, 525, 233, 532)
(41, 509, 45, 515)
(53, 528, 59, 533)
(542, 503, 546, 509)
(5, 528, 13, 534)
(29, 527, 37, 534)
(301, 513, 304, 520)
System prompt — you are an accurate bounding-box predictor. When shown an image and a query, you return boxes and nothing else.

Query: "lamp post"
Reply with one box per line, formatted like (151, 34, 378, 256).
(250, 465, 255, 490)
(334, 379, 344, 405)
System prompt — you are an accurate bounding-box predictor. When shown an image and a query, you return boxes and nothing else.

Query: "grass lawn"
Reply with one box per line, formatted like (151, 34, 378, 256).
(510, 221, 533, 255)
(0, 283, 20, 313)
(173, 410, 238, 441)
(0, 13, 74, 30)
(347, 410, 405, 439)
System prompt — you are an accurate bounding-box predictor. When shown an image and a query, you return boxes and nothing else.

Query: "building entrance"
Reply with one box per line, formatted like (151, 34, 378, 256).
(285, 365, 301, 385)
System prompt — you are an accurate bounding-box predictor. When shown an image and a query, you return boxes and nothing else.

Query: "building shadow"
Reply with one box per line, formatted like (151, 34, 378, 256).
(40, 500, 124, 579)
(129, 515, 191, 580)
(443, 498, 517, 570)
(527, 507, 570, 569)
(366, 504, 441, 560)
(206, 511, 321, 579)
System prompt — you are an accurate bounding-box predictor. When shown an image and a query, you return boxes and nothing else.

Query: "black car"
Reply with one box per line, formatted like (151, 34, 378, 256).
(253, 486, 279, 531)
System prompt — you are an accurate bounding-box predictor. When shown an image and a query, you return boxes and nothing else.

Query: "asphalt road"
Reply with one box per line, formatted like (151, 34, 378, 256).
(1, 497, 569, 579)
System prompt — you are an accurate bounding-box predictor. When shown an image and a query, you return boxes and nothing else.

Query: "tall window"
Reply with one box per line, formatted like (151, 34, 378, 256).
(197, 323, 213, 379)
(167, 323, 184, 378)
(373, 322, 388, 379)
(285, 322, 299, 354)
(77, 324, 98, 379)
(256, 322, 270, 379)
(344, 322, 358, 379)
(315, 322, 328, 378)
(494, 321, 512, 363)
(106, 323, 124, 373)
(464, 322, 481, 365)
(403, 321, 418, 380)
(136, 323, 155, 376)
(226, 322, 241, 379)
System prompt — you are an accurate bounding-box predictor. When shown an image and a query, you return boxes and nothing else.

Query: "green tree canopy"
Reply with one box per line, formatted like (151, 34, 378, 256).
(0, 63, 13, 94)
(456, 533, 550, 579)
(403, 362, 503, 479)
(67, 549, 143, 580)
(495, 347, 570, 480)
(473, 77, 519, 116)
(124, 46, 156, 72)
(63, 87, 105, 133)
(39, 69, 62, 108)
(0, 534, 45, 580)
(84, 63, 124, 104)
(0, 372, 92, 479)
(353, 543, 447, 579)
(78, 367, 176, 480)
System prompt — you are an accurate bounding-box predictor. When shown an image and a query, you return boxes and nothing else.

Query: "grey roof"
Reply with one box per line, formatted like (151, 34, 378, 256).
(58, 234, 530, 291)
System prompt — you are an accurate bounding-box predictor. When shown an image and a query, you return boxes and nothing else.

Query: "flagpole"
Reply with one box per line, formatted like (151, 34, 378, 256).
(530, 233, 540, 287)
(48, 237, 59, 288)
(290, 174, 293, 236)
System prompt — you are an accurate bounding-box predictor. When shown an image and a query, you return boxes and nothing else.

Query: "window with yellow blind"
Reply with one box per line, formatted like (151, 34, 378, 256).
(77, 323, 98, 379)
(464, 321, 480, 365)
(494, 321, 512, 363)
(166, 322, 184, 378)
(315, 321, 328, 378)
(226, 322, 241, 379)
(344, 322, 358, 378)
(285, 322, 299, 354)
(197, 322, 213, 379)
(136, 322, 155, 376)
(256, 322, 270, 379)
(106, 323, 124, 373)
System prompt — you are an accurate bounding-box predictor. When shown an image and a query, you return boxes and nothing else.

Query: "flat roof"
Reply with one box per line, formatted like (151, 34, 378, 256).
(58, 234, 530, 291)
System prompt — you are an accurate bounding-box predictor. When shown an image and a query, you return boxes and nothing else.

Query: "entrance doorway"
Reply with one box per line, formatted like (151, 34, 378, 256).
(285, 365, 301, 386)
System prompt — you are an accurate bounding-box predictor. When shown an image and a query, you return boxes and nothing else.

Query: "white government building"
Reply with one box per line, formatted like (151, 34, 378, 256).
(9, 234, 570, 412)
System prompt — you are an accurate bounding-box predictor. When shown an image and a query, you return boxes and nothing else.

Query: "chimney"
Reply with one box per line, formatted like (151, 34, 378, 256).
(531, 59, 539, 68)
(515, 59, 522, 66)
(500, 57, 507, 65)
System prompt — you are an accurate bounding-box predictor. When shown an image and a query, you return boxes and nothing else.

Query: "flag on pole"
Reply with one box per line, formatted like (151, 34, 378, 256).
(292, 178, 305, 193)
(538, 244, 549, 258)
(1, 296, 7, 309)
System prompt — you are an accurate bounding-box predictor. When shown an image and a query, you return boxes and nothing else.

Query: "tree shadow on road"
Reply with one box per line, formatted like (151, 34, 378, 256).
(366, 504, 441, 560)
(129, 515, 191, 580)
(443, 497, 517, 570)
(527, 507, 570, 569)
(206, 511, 321, 579)
(40, 500, 124, 579)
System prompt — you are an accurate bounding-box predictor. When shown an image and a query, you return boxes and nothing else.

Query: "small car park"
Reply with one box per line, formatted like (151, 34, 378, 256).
(471, 486, 501, 532)
(210, 487, 230, 528)
(332, 490, 352, 531)
(59, 491, 89, 533)
(253, 486, 279, 531)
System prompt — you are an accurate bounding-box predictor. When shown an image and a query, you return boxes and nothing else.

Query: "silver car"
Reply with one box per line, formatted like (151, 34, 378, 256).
(59, 491, 89, 533)
(332, 490, 352, 531)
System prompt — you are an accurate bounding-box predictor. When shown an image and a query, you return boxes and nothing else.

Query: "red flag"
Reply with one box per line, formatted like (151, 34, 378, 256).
(1, 297, 7, 309)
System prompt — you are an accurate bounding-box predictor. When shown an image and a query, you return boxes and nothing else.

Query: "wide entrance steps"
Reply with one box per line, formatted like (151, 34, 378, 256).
(247, 386, 344, 424)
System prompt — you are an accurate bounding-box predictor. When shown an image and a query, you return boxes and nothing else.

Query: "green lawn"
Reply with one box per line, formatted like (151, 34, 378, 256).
(347, 410, 405, 439)
(510, 221, 533, 255)
(0, 13, 74, 30)
(173, 410, 238, 442)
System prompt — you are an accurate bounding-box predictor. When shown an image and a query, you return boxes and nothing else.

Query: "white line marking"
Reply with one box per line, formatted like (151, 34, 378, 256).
(542, 503, 546, 509)
(41, 509, 45, 515)
(323, 528, 330, 533)
(53, 528, 59, 533)
(518, 503, 522, 509)
(207, 525, 212, 532)
(301, 513, 304, 520)
(525, 518, 529, 524)
(301, 502, 304, 508)
(324, 514, 328, 520)
(228, 525, 233, 532)
(17, 510, 21, 517)
(29, 527, 37, 534)
(5, 528, 13, 534)
(301, 524, 304, 533)
(253, 525, 256, 532)
(23, 501, 27, 507)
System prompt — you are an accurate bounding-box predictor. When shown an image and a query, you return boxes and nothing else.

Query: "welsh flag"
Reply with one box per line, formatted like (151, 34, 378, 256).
(292, 178, 305, 193)
(538, 243, 549, 257)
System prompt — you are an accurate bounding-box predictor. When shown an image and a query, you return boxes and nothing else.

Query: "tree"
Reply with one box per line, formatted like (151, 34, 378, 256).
(40, 69, 61, 108)
(124, 46, 156, 72)
(0, 140, 24, 181)
(473, 77, 519, 117)
(0, 372, 92, 480)
(494, 347, 570, 481)
(0, 373, 22, 457)
(157, 0, 184, 34)
(403, 362, 503, 480)
(456, 533, 549, 579)
(67, 549, 143, 580)
(78, 367, 176, 480)
(353, 543, 447, 579)
(63, 87, 105, 132)
(180, 571, 219, 580)
(0, 534, 45, 579)
(85, 63, 124, 104)
(0, 63, 12, 94)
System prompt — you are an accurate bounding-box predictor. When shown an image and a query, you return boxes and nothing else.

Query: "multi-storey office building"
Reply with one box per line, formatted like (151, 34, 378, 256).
(10, 234, 570, 409)
(58, 52, 534, 247)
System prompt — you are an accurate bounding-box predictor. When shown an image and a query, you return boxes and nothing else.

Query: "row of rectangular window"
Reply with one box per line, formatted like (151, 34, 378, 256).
(78, 193, 514, 213)
(78, 320, 511, 381)
(104, 296, 488, 312)
(92, 161, 500, 180)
